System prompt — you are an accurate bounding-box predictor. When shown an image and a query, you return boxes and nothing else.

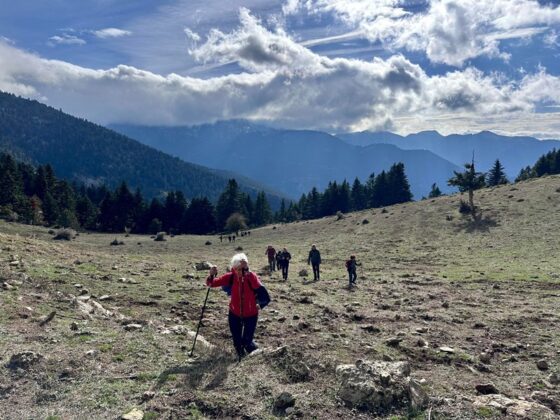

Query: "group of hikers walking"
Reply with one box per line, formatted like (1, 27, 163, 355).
(198, 244, 361, 360)
(265, 245, 292, 280)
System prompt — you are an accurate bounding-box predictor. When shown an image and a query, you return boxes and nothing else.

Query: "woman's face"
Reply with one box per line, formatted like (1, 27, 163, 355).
(237, 260, 248, 271)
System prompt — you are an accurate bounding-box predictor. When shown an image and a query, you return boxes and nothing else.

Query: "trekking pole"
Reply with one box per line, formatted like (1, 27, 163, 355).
(189, 286, 211, 357)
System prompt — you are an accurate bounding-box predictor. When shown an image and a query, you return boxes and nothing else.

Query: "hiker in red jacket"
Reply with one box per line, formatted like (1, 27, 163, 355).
(207, 253, 263, 358)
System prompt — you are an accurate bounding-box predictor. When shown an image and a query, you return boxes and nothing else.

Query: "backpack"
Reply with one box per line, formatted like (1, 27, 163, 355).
(222, 272, 271, 309)
(345, 259, 351, 269)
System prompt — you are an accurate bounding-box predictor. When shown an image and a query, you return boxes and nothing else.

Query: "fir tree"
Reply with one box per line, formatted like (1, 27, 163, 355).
(216, 179, 242, 229)
(448, 158, 486, 217)
(428, 183, 442, 198)
(253, 191, 272, 226)
(487, 159, 508, 186)
(351, 177, 367, 211)
(387, 163, 413, 205)
(181, 197, 216, 234)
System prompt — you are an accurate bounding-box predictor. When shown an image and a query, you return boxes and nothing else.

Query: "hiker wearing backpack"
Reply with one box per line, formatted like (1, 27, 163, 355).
(278, 247, 291, 281)
(206, 253, 269, 359)
(345, 255, 359, 287)
(307, 244, 321, 281)
(265, 245, 276, 272)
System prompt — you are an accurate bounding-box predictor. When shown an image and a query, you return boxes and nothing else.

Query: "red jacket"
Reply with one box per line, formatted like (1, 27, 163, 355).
(207, 270, 262, 317)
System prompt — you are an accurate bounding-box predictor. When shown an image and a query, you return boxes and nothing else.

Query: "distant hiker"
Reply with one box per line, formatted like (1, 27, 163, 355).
(345, 255, 359, 287)
(232, 235, 236, 242)
(228, 235, 232, 243)
(275, 249, 283, 271)
(206, 253, 268, 359)
(219, 234, 223, 243)
(307, 244, 321, 281)
(266, 245, 276, 272)
(279, 247, 291, 281)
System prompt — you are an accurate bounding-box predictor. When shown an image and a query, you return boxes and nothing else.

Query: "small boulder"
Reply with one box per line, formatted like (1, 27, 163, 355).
(298, 269, 308, 277)
(273, 391, 296, 413)
(122, 408, 144, 420)
(548, 372, 560, 385)
(124, 324, 143, 331)
(537, 359, 549, 371)
(476, 383, 499, 395)
(195, 261, 212, 271)
(6, 352, 44, 370)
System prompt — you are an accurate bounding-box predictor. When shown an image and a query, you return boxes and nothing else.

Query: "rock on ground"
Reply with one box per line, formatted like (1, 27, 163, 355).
(336, 360, 427, 413)
(473, 394, 555, 418)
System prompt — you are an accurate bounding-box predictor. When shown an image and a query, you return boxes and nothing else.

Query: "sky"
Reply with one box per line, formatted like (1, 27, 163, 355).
(1, 0, 560, 138)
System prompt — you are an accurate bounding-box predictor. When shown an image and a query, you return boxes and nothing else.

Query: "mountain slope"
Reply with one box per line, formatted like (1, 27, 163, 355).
(111, 121, 461, 199)
(338, 130, 560, 179)
(0, 92, 285, 205)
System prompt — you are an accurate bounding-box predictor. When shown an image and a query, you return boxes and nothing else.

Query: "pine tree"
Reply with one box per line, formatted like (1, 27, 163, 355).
(428, 183, 442, 198)
(216, 179, 242, 229)
(253, 191, 272, 226)
(487, 159, 508, 186)
(448, 158, 486, 217)
(351, 177, 367, 211)
(387, 163, 413, 205)
(0, 154, 23, 207)
(181, 197, 216, 234)
(371, 171, 389, 207)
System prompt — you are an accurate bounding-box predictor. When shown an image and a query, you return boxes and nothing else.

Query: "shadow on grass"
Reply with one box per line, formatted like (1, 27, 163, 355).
(156, 347, 232, 390)
(454, 211, 499, 233)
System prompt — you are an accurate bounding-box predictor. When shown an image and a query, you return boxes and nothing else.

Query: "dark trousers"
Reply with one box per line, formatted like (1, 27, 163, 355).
(281, 262, 289, 280)
(312, 263, 320, 280)
(348, 269, 357, 285)
(228, 311, 258, 357)
(268, 257, 275, 272)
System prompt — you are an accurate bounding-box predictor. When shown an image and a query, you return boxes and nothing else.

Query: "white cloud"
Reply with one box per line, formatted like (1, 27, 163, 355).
(93, 28, 132, 38)
(1, 8, 559, 138)
(48, 34, 86, 46)
(284, 0, 560, 66)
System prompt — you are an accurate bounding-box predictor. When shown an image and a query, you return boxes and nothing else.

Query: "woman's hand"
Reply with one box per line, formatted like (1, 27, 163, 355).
(209, 266, 218, 277)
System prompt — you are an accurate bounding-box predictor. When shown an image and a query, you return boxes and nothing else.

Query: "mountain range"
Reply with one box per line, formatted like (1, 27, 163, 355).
(111, 121, 461, 199)
(0, 92, 285, 207)
(337, 130, 560, 179)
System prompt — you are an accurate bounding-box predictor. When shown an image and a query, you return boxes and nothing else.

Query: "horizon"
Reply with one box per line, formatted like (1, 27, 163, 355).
(0, 1, 559, 139)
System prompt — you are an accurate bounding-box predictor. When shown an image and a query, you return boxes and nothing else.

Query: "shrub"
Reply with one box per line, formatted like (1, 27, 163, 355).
(53, 228, 76, 241)
(110, 239, 124, 246)
(235, 246, 243, 251)
(205, 241, 212, 246)
(459, 200, 472, 214)
(154, 232, 167, 242)
(225, 213, 247, 232)
(336, 211, 344, 220)
(362, 219, 369, 225)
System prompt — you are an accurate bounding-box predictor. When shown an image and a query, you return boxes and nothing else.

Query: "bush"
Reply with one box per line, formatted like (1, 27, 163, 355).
(110, 239, 124, 246)
(225, 213, 247, 233)
(336, 211, 344, 220)
(235, 246, 243, 251)
(154, 232, 167, 242)
(459, 200, 472, 214)
(362, 219, 369, 225)
(53, 228, 76, 241)
(205, 241, 212, 246)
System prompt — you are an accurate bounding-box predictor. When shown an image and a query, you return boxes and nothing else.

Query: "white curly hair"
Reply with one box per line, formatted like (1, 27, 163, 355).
(230, 253, 249, 269)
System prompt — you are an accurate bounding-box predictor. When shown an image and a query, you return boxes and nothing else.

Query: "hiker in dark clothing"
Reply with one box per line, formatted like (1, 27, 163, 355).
(228, 235, 232, 243)
(279, 247, 291, 281)
(266, 245, 276, 272)
(345, 255, 359, 287)
(219, 235, 223, 243)
(307, 244, 321, 281)
(275, 250, 282, 271)
(206, 253, 263, 358)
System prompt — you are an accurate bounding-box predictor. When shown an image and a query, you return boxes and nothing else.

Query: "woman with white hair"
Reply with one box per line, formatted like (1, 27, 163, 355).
(206, 253, 265, 359)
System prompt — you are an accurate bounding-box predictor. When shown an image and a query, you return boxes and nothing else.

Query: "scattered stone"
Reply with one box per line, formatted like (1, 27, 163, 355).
(124, 324, 143, 331)
(70, 322, 79, 331)
(473, 322, 486, 329)
(362, 219, 369, 224)
(98, 295, 112, 301)
(6, 352, 44, 370)
(474, 394, 554, 418)
(442, 301, 450, 308)
(122, 408, 144, 420)
(416, 338, 428, 348)
(142, 391, 156, 402)
(299, 296, 313, 304)
(85, 350, 98, 357)
(273, 391, 296, 413)
(195, 261, 212, 271)
(38, 311, 56, 326)
(182, 273, 195, 280)
(298, 269, 308, 277)
(537, 359, 550, 371)
(360, 324, 381, 333)
(479, 352, 492, 364)
(409, 379, 429, 410)
(386, 337, 403, 347)
(548, 372, 560, 385)
(476, 383, 499, 395)
(79, 289, 89, 296)
(336, 360, 422, 412)
(154, 232, 167, 242)
(1, 282, 14, 291)
(439, 346, 455, 354)
(205, 241, 212, 245)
